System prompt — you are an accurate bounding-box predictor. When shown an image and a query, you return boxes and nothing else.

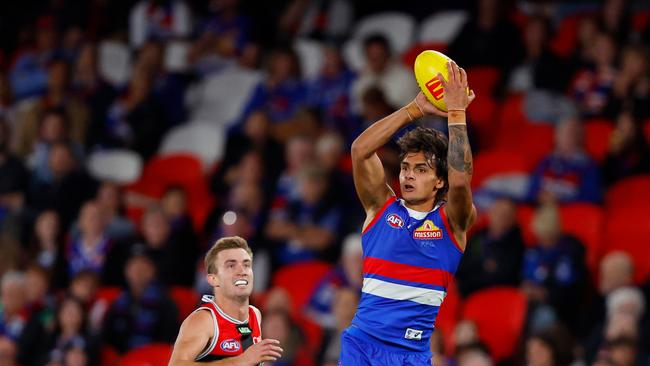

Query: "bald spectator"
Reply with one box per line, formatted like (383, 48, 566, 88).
(600, 252, 634, 296)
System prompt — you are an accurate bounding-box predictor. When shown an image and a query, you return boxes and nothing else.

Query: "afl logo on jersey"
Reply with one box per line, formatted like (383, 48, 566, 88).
(386, 214, 404, 228)
(220, 339, 241, 352)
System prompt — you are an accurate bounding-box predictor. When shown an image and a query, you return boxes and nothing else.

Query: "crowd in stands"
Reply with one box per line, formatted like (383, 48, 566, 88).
(0, 0, 649, 365)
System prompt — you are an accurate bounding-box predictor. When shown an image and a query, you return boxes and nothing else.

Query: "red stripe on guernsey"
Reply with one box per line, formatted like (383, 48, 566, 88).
(440, 206, 464, 253)
(363, 256, 452, 288)
(362, 196, 397, 235)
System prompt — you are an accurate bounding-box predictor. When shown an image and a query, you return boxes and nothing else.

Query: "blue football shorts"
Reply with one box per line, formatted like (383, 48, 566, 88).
(339, 327, 433, 366)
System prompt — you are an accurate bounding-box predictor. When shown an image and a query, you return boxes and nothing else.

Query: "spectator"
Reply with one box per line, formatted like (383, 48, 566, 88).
(129, 0, 192, 49)
(102, 250, 178, 353)
(320, 287, 359, 366)
(525, 325, 574, 366)
(570, 32, 618, 118)
(595, 0, 631, 44)
(456, 197, 525, 297)
(8, 16, 60, 101)
(351, 34, 417, 112)
(93, 182, 135, 242)
(605, 45, 650, 120)
(25, 211, 66, 283)
(456, 346, 492, 366)
(160, 185, 199, 253)
(240, 47, 308, 124)
(602, 111, 650, 186)
(448, 0, 523, 75)
(526, 118, 601, 204)
(273, 135, 315, 205)
(27, 141, 97, 229)
(0, 336, 18, 366)
(66, 201, 112, 281)
(307, 46, 356, 136)
(0, 120, 28, 235)
(521, 204, 587, 331)
(260, 310, 311, 366)
(0, 272, 28, 342)
(265, 164, 343, 264)
(278, 0, 353, 41)
(14, 60, 89, 159)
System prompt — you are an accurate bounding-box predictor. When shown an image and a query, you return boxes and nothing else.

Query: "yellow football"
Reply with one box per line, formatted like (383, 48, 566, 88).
(413, 50, 454, 112)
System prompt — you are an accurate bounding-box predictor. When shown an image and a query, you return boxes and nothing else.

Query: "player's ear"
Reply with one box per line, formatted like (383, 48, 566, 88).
(206, 273, 220, 287)
(435, 177, 444, 190)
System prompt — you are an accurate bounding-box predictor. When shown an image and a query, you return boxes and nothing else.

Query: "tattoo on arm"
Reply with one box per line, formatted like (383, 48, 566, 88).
(448, 125, 473, 175)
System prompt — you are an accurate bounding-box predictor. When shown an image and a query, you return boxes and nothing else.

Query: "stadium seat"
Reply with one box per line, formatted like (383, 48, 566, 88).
(418, 10, 468, 44)
(119, 343, 173, 366)
(559, 204, 605, 274)
(461, 287, 527, 362)
(98, 40, 131, 86)
(272, 261, 333, 311)
(401, 42, 448, 68)
(643, 119, 650, 142)
(294, 38, 325, 81)
(516, 205, 536, 247)
(343, 12, 416, 73)
(435, 279, 461, 357)
(495, 123, 554, 166)
(472, 150, 532, 191)
(87, 149, 143, 185)
(603, 204, 650, 283)
(159, 123, 225, 171)
(550, 12, 596, 58)
(101, 346, 121, 366)
(584, 119, 614, 162)
(96, 286, 122, 306)
(467, 95, 499, 147)
(605, 175, 650, 209)
(498, 93, 529, 128)
(632, 10, 650, 32)
(186, 65, 261, 126)
(169, 286, 200, 322)
(466, 66, 501, 97)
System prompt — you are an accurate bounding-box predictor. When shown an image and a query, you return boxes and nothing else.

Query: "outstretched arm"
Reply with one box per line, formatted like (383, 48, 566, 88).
(439, 62, 477, 241)
(351, 94, 447, 229)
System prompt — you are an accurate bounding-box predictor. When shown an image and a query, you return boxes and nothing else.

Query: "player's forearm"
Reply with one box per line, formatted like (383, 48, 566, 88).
(447, 111, 474, 226)
(351, 102, 419, 160)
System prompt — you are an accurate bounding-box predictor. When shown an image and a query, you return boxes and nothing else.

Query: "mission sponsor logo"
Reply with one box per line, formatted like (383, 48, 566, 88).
(413, 220, 443, 240)
(220, 339, 241, 352)
(386, 213, 404, 228)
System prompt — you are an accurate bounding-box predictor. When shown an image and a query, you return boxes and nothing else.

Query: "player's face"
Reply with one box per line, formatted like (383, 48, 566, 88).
(210, 248, 254, 301)
(399, 152, 444, 205)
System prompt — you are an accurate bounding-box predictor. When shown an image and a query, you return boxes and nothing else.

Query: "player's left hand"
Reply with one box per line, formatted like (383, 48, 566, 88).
(438, 61, 476, 111)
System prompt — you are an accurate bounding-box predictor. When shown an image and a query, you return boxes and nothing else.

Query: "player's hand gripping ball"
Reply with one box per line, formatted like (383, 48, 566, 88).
(414, 50, 469, 112)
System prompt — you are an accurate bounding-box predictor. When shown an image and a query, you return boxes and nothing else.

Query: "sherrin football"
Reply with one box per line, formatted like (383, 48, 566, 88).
(413, 50, 456, 112)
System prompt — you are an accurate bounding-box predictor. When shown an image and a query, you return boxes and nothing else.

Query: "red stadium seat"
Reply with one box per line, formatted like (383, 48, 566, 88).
(468, 95, 499, 149)
(101, 346, 121, 366)
(272, 261, 333, 311)
(498, 94, 529, 128)
(462, 287, 527, 362)
(169, 286, 200, 322)
(471, 150, 532, 189)
(550, 12, 596, 57)
(603, 205, 650, 284)
(96, 286, 122, 306)
(605, 175, 650, 209)
(516, 205, 536, 247)
(466, 66, 501, 97)
(584, 119, 614, 162)
(643, 119, 650, 142)
(559, 204, 605, 275)
(435, 279, 462, 357)
(495, 123, 554, 166)
(119, 343, 173, 366)
(632, 10, 650, 31)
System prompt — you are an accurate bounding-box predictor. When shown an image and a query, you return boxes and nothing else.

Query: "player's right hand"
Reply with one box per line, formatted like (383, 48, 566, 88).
(239, 338, 283, 365)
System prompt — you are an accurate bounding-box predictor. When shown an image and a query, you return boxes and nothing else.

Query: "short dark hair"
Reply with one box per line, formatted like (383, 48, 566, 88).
(396, 127, 448, 203)
(363, 34, 391, 54)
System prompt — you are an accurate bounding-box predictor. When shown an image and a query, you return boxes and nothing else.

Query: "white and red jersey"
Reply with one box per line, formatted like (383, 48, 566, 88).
(194, 295, 262, 362)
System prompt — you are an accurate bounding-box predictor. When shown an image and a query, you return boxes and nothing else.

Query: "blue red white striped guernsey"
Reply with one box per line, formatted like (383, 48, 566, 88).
(350, 196, 464, 352)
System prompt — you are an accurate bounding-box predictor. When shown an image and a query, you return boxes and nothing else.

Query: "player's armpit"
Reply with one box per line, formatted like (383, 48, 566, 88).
(168, 311, 214, 366)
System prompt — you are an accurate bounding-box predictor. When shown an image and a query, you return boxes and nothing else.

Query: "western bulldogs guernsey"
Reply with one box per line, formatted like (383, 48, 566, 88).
(349, 196, 464, 353)
(194, 295, 262, 362)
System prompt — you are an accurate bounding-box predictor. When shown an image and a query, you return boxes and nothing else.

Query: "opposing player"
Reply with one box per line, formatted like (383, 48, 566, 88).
(169, 236, 283, 365)
(340, 61, 476, 365)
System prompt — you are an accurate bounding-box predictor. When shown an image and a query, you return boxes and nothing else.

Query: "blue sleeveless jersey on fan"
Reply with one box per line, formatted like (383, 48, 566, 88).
(340, 196, 464, 365)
